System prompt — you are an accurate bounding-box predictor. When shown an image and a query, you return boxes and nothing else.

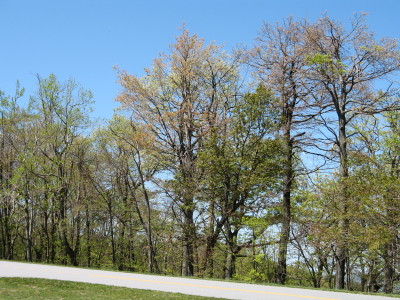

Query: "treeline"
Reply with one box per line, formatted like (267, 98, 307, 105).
(1, 14, 400, 293)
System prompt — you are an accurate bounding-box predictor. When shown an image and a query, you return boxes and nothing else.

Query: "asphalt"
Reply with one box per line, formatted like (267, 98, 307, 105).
(0, 261, 396, 300)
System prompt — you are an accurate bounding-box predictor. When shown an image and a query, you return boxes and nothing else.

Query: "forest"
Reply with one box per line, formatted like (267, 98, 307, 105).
(1, 14, 400, 294)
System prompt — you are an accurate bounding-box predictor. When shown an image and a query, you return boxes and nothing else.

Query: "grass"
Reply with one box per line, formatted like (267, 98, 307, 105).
(0, 277, 227, 300)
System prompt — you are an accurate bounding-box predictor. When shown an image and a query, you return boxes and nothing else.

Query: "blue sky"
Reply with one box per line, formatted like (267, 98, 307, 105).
(1, 0, 399, 120)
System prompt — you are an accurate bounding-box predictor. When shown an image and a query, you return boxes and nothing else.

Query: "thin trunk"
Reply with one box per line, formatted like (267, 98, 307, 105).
(108, 199, 116, 266)
(0, 210, 4, 259)
(118, 224, 126, 271)
(2, 209, 12, 260)
(24, 188, 33, 262)
(85, 206, 91, 267)
(50, 211, 56, 263)
(202, 199, 216, 277)
(43, 211, 50, 262)
(136, 156, 159, 274)
(336, 113, 349, 290)
(128, 223, 135, 271)
(360, 256, 367, 292)
(74, 214, 81, 266)
(25, 203, 33, 262)
(128, 166, 159, 273)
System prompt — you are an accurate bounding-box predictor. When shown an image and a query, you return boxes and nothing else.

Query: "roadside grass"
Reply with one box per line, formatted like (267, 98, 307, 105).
(0, 277, 227, 300)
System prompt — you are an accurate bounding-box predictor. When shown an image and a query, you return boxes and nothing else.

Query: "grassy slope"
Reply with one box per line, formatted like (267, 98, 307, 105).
(0, 277, 227, 300)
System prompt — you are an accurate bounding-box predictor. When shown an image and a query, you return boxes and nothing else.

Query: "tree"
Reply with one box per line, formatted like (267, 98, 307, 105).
(248, 17, 319, 284)
(304, 14, 400, 289)
(116, 28, 240, 276)
(93, 115, 161, 273)
(350, 112, 400, 293)
(0, 84, 25, 260)
(197, 85, 282, 278)
(28, 74, 93, 265)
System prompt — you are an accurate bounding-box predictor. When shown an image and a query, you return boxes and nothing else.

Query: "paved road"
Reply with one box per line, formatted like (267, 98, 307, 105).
(0, 261, 395, 300)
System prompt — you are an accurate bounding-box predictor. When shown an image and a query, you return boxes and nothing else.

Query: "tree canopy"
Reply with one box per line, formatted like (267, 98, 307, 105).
(1, 14, 400, 294)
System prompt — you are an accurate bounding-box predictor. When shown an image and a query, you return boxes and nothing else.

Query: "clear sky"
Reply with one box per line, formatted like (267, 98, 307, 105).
(1, 0, 399, 120)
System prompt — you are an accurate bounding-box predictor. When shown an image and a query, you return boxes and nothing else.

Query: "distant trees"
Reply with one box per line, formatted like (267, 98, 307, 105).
(0, 74, 93, 265)
(1, 13, 400, 294)
(0, 83, 25, 261)
(28, 74, 93, 265)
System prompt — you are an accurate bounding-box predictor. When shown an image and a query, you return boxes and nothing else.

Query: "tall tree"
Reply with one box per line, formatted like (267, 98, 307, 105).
(351, 112, 400, 292)
(94, 115, 161, 273)
(116, 28, 239, 276)
(248, 18, 318, 284)
(28, 74, 93, 265)
(304, 14, 400, 289)
(197, 85, 282, 278)
(0, 84, 25, 260)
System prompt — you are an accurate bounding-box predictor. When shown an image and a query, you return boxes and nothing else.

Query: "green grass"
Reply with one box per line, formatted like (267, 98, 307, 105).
(0, 277, 227, 300)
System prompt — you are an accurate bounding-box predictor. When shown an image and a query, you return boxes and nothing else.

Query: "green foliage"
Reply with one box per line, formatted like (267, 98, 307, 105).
(29, 73, 93, 132)
(306, 53, 347, 75)
(1, 14, 400, 294)
(198, 85, 283, 197)
(0, 81, 24, 114)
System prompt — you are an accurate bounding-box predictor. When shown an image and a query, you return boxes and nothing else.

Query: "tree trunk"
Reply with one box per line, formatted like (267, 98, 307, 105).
(138, 161, 159, 274)
(336, 113, 349, 290)
(201, 199, 216, 277)
(276, 135, 293, 284)
(107, 199, 116, 267)
(59, 185, 78, 266)
(276, 100, 294, 285)
(335, 247, 346, 289)
(225, 251, 235, 279)
(202, 214, 226, 277)
(383, 241, 394, 293)
(50, 211, 56, 263)
(25, 203, 33, 262)
(224, 225, 238, 279)
(182, 204, 194, 276)
(85, 206, 91, 267)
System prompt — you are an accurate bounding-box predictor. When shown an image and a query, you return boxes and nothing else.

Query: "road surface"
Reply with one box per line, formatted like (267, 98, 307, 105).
(0, 261, 395, 300)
